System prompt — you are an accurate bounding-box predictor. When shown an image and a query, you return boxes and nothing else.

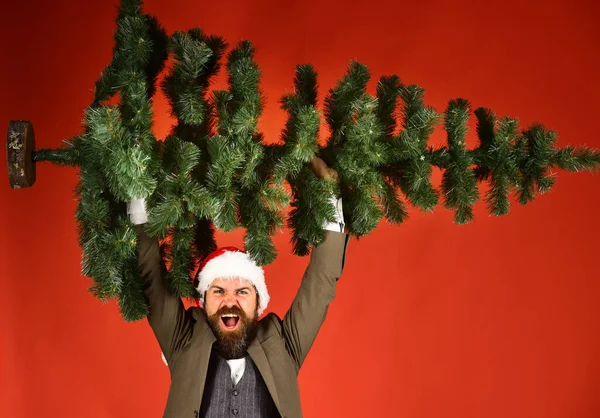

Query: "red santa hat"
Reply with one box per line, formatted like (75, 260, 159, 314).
(196, 246, 269, 316)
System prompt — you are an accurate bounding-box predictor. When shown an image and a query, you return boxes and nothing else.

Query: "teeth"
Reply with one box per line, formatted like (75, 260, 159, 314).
(221, 314, 239, 318)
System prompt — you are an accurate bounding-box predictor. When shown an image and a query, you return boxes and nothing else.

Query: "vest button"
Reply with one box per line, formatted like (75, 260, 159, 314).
(232, 408, 239, 415)
(232, 390, 239, 396)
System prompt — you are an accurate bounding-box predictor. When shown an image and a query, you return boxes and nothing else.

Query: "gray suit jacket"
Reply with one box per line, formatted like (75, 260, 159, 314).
(136, 226, 349, 418)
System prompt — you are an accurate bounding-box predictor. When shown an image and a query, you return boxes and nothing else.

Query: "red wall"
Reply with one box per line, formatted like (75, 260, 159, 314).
(2, 0, 600, 417)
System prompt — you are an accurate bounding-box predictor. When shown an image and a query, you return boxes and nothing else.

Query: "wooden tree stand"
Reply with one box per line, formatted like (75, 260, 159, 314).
(7, 120, 36, 188)
(6, 120, 78, 188)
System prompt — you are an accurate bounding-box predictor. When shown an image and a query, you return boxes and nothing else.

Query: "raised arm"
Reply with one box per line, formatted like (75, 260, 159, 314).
(281, 229, 349, 371)
(281, 157, 350, 371)
(129, 200, 194, 363)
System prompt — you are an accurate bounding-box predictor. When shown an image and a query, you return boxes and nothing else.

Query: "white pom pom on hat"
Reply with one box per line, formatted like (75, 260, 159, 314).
(196, 246, 269, 316)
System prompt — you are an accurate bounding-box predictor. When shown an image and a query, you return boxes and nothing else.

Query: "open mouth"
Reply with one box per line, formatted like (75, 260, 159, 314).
(220, 314, 240, 330)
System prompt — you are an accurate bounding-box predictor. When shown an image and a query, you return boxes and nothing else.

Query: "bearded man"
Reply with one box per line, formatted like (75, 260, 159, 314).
(128, 157, 349, 418)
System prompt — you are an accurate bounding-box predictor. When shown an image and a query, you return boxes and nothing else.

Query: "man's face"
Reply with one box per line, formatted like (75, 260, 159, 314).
(204, 277, 259, 359)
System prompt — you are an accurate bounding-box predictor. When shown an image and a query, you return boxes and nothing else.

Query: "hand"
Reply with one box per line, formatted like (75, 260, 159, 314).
(310, 156, 339, 183)
(310, 156, 346, 233)
(127, 198, 148, 225)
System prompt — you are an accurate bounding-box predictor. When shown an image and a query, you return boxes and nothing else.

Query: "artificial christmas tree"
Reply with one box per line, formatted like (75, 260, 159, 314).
(7, 0, 600, 320)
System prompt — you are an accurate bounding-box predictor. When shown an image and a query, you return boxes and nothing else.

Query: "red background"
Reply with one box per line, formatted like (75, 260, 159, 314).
(2, 0, 600, 417)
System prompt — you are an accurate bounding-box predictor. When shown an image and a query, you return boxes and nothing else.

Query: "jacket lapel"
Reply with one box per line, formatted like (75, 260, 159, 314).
(247, 338, 282, 415)
(191, 311, 216, 401)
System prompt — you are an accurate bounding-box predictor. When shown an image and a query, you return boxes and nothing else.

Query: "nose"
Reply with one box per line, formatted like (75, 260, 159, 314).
(223, 292, 238, 307)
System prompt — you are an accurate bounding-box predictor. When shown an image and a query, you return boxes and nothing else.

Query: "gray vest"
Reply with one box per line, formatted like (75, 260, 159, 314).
(200, 350, 279, 418)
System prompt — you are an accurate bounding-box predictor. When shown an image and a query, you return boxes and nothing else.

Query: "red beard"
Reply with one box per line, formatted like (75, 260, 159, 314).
(206, 305, 258, 359)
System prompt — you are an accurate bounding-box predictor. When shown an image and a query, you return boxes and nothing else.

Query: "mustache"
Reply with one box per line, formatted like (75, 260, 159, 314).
(214, 305, 245, 317)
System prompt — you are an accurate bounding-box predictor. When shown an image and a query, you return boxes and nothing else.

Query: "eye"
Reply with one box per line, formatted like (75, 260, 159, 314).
(213, 289, 224, 294)
(237, 289, 248, 295)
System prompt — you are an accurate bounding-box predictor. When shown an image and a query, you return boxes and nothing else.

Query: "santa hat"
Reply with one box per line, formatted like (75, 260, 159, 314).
(196, 246, 269, 316)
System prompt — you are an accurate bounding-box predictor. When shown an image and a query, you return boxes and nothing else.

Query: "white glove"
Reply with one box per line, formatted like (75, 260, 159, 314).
(127, 198, 148, 225)
(324, 196, 344, 233)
